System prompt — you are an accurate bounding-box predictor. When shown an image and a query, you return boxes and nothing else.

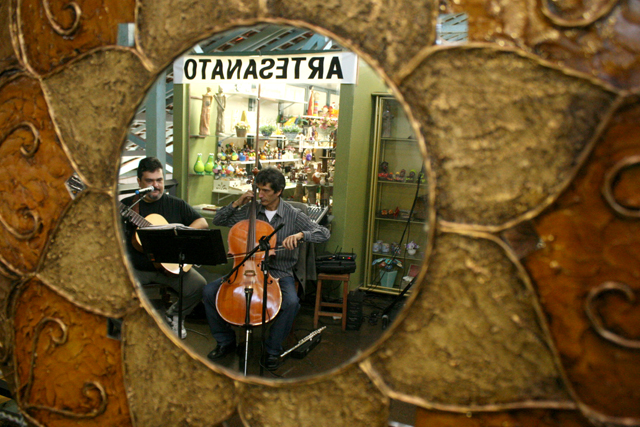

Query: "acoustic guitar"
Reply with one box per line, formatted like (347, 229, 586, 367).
(119, 201, 193, 275)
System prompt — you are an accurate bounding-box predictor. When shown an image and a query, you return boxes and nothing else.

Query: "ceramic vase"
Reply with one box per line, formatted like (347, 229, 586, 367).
(204, 153, 214, 175)
(193, 153, 205, 175)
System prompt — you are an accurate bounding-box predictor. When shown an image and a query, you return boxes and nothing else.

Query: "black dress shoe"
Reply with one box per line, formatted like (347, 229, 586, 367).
(207, 342, 236, 360)
(265, 354, 282, 371)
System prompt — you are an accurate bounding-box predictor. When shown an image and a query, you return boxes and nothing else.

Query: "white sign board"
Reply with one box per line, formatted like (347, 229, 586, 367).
(173, 52, 358, 84)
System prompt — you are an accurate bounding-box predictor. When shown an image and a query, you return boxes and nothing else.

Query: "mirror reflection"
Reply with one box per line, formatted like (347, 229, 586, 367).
(118, 24, 428, 379)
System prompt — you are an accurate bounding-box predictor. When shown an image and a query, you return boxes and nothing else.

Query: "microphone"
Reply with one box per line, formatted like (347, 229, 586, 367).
(134, 186, 155, 195)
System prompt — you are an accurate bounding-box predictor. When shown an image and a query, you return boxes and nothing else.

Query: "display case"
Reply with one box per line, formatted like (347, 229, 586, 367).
(364, 95, 428, 294)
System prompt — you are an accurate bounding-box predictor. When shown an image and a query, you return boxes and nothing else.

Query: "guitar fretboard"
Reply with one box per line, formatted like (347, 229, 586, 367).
(119, 202, 152, 228)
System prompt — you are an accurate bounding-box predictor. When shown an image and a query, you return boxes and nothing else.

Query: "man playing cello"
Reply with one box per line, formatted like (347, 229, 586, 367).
(203, 167, 330, 371)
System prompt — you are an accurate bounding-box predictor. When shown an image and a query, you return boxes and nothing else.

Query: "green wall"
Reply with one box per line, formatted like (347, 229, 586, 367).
(328, 60, 390, 287)
(173, 82, 218, 205)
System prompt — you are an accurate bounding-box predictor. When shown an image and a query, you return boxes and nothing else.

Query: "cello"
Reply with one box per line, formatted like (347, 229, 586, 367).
(215, 85, 283, 337)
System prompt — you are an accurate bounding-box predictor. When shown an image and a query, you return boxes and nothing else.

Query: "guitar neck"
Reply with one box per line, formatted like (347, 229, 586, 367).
(119, 201, 152, 228)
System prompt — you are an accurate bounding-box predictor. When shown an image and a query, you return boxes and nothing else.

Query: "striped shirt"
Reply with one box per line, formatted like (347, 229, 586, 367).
(212, 199, 330, 279)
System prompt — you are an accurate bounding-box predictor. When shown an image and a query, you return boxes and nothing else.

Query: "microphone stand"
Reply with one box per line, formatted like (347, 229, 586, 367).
(119, 189, 153, 224)
(222, 223, 281, 376)
(257, 223, 282, 376)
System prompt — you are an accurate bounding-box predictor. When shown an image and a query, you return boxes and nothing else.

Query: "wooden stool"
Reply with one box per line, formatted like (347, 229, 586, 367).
(314, 273, 350, 331)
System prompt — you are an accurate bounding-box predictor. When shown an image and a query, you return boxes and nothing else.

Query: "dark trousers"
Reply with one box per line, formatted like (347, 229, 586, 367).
(135, 268, 206, 317)
(202, 275, 299, 356)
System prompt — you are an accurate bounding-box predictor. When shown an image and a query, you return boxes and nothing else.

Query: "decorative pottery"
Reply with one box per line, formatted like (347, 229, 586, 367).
(379, 270, 398, 288)
(204, 153, 214, 175)
(193, 153, 204, 175)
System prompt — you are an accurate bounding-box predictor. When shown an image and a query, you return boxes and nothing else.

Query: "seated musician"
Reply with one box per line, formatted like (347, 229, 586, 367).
(203, 167, 330, 371)
(121, 157, 208, 339)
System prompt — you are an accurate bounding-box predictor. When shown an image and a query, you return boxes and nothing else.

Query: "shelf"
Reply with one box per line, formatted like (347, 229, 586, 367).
(302, 115, 338, 120)
(365, 95, 430, 295)
(303, 183, 333, 188)
(381, 137, 418, 143)
(228, 92, 304, 104)
(377, 180, 425, 185)
(375, 217, 427, 224)
(299, 144, 335, 150)
(360, 284, 408, 295)
(213, 182, 297, 194)
(228, 158, 298, 165)
(372, 252, 424, 261)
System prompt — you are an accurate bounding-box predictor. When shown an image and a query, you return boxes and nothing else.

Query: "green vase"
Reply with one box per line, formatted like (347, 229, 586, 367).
(193, 153, 205, 175)
(204, 153, 215, 175)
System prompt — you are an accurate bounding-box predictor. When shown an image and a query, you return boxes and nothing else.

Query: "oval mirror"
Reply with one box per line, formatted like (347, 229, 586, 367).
(117, 24, 428, 379)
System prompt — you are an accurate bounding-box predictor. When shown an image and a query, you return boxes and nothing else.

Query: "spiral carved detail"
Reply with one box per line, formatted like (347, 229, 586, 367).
(42, 0, 82, 36)
(0, 207, 41, 241)
(18, 317, 108, 419)
(0, 121, 41, 159)
(585, 281, 640, 349)
(540, 0, 618, 27)
(602, 155, 640, 218)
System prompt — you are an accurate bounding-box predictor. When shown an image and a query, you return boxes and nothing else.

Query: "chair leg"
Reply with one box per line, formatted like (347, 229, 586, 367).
(313, 279, 323, 329)
(341, 278, 349, 331)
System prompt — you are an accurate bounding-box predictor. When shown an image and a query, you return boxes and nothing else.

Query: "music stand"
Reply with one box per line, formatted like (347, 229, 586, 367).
(137, 227, 227, 339)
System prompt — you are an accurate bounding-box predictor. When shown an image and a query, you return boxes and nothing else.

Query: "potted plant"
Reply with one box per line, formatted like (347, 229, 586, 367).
(259, 123, 276, 137)
(235, 121, 249, 137)
(282, 125, 302, 140)
(372, 257, 403, 288)
(405, 241, 420, 256)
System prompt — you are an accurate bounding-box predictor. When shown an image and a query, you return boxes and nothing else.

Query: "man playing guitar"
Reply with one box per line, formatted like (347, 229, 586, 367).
(121, 157, 208, 339)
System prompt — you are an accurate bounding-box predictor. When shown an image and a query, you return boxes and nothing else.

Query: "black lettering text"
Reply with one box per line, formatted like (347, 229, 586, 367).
(259, 58, 275, 79)
(199, 59, 211, 79)
(227, 59, 242, 79)
(211, 60, 224, 79)
(275, 58, 288, 79)
(308, 57, 323, 79)
(291, 57, 306, 79)
(326, 57, 344, 79)
(243, 59, 258, 79)
(184, 59, 197, 80)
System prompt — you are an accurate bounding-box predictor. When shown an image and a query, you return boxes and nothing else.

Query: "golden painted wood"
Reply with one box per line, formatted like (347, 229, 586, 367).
(238, 365, 389, 427)
(266, 0, 438, 88)
(122, 308, 238, 427)
(415, 407, 593, 427)
(41, 48, 153, 188)
(0, 0, 17, 72)
(398, 46, 619, 231)
(0, 74, 74, 275)
(12, 279, 131, 426)
(445, 0, 640, 90)
(0, 0, 639, 426)
(136, 0, 260, 71)
(38, 190, 139, 318)
(13, 0, 135, 76)
(364, 230, 572, 411)
(523, 96, 640, 421)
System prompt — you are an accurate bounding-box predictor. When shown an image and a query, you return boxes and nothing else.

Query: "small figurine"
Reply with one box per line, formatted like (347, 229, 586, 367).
(378, 161, 390, 180)
(406, 169, 416, 183)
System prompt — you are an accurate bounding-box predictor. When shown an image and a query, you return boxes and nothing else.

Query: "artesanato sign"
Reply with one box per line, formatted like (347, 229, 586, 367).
(173, 52, 358, 84)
